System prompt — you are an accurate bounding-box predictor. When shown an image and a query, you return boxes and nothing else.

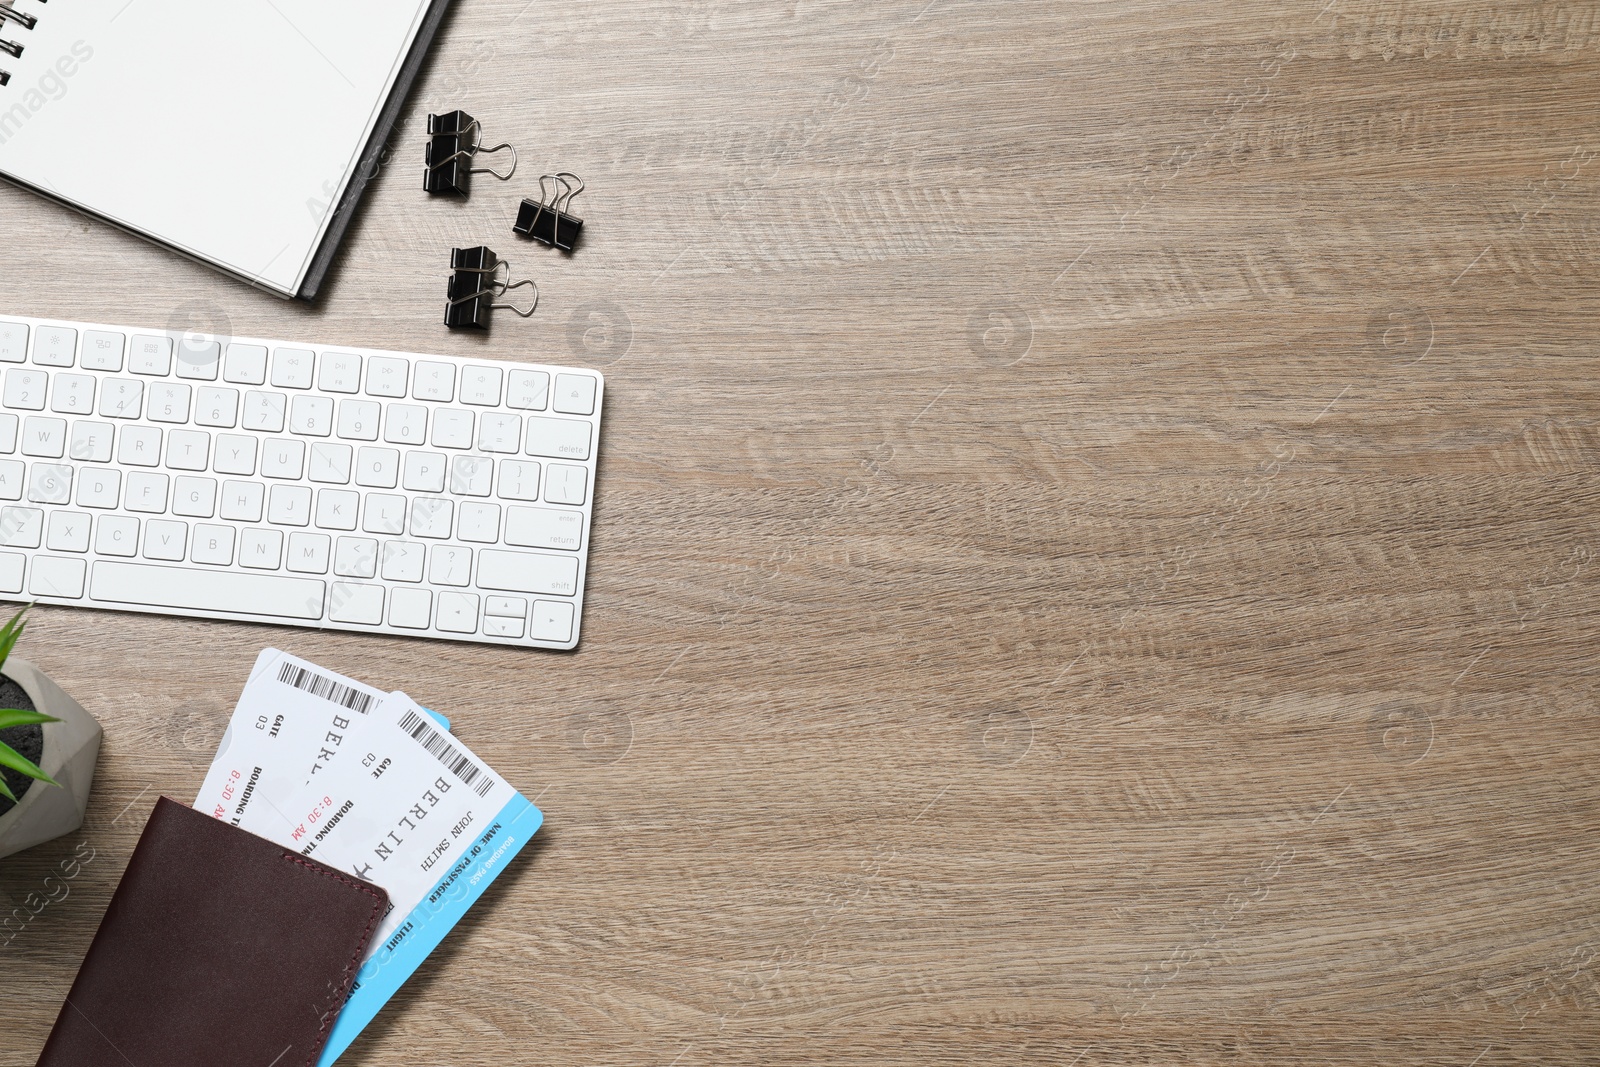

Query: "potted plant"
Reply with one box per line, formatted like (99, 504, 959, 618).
(0, 607, 102, 860)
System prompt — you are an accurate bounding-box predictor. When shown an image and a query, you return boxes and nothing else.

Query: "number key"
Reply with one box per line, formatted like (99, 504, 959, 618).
(3, 368, 47, 411)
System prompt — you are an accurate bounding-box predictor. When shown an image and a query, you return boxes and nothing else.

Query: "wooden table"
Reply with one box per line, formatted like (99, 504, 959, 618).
(4, 0, 1599, 1062)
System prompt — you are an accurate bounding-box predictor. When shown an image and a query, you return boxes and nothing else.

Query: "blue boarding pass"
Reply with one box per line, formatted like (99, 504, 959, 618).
(264, 691, 541, 1066)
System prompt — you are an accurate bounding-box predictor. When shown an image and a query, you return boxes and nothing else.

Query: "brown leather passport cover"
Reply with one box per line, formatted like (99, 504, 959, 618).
(36, 795, 388, 1067)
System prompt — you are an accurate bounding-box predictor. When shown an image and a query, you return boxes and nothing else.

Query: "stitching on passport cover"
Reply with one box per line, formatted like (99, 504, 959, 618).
(281, 852, 385, 1066)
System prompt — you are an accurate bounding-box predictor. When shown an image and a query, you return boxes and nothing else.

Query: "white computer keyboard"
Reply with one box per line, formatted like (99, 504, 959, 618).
(0, 315, 603, 649)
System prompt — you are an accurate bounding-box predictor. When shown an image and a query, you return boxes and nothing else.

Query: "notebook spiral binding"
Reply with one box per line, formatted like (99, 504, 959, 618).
(0, 0, 45, 86)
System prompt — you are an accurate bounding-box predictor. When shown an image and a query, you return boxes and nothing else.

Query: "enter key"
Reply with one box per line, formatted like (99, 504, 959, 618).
(504, 506, 585, 551)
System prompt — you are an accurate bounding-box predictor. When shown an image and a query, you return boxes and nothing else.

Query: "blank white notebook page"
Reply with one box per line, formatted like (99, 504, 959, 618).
(0, 0, 431, 295)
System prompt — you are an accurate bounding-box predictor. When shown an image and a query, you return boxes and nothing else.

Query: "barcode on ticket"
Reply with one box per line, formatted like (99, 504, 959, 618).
(398, 710, 494, 797)
(277, 663, 377, 715)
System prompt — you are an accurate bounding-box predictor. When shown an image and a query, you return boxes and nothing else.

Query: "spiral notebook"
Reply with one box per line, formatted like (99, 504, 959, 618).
(0, 0, 452, 300)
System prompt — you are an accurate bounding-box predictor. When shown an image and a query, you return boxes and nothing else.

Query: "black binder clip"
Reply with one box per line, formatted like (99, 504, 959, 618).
(444, 246, 537, 330)
(513, 173, 584, 252)
(424, 111, 517, 197)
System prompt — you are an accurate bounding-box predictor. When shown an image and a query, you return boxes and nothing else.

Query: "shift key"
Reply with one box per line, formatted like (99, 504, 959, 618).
(476, 549, 578, 596)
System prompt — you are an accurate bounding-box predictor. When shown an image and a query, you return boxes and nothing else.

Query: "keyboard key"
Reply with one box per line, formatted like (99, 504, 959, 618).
(505, 506, 584, 551)
(319, 352, 362, 393)
(0, 506, 42, 547)
(165, 428, 210, 471)
(388, 586, 430, 628)
(22, 416, 65, 457)
(195, 387, 240, 428)
(412, 361, 456, 401)
(92, 561, 324, 619)
(125, 472, 169, 513)
(32, 326, 77, 367)
(381, 540, 424, 582)
(484, 613, 524, 638)
(214, 434, 258, 475)
(315, 489, 359, 530)
(287, 532, 331, 574)
(478, 412, 520, 453)
(147, 381, 191, 422)
(239, 527, 283, 568)
(457, 501, 500, 542)
(431, 408, 473, 449)
(552, 373, 597, 415)
(76, 467, 120, 509)
(476, 548, 578, 596)
(355, 446, 399, 488)
(0, 322, 26, 363)
(267, 484, 312, 526)
(524, 417, 591, 461)
(505, 370, 549, 411)
(27, 463, 71, 503)
(334, 536, 378, 578)
(261, 438, 306, 479)
(436, 590, 479, 632)
(337, 399, 380, 441)
(143, 519, 187, 561)
(69, 420, 113, 463)
(289, 394, 334, 436)
(384, 403, 427, 444)
(329, 582, 384, 624)
(544, 463, 588, 505)
(118, 424, 162, 467)
(99, 378, 143, 419)
(271, 348, 315, 389)
(460, 366, 502, 406)
(223, 344, 268, 384)
(529, 600, 575, 643)
(409, 497, 452, 538)
(94, 515, 139, 556)
(46, 511, 90, 553)
(0, 460, 23, 500)
(0, 413, 15, 452)
(429, 544, 472, 586)
(5, 368, 47, 410)
(220, 481, 266, 523)
(31, 555, 85, 598)
(497, 459, 540, 501)
(191, 524, 235, 565)
(450, 455, 493, 497)
(129, 335, 173, 375)
(366, 356, 409, 397)
(50, 373, 95, 415)
(81, 331, 124, 371)
(309, 442, 352, 484)
(362, 494, 406, 535)
(402, 450, 446, 493)
(172, 476, 217, 517)
(175, 339, 221, 380)
(485, 595, 526, 617)
(243, 390, 287, 432)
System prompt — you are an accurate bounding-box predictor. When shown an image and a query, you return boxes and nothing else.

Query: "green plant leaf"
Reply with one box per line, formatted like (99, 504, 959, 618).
(0, 739, 58, 788)
(0, 708, 57, 730)
(0, 776, 14, 802)
(0, 604, 29, 670)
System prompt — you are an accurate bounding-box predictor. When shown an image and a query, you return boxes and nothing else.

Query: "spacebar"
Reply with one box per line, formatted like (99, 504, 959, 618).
(91, 562, 325, 620)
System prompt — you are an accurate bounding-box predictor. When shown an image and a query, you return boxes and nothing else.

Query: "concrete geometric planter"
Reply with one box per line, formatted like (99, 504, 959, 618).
(0, 658, 101, 860)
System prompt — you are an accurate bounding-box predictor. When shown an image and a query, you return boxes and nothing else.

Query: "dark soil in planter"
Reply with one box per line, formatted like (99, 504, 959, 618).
(0, 675, 41, 818)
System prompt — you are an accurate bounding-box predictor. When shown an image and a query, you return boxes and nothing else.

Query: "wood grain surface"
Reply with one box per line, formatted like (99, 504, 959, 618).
(4, 0, 1600, 1062)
